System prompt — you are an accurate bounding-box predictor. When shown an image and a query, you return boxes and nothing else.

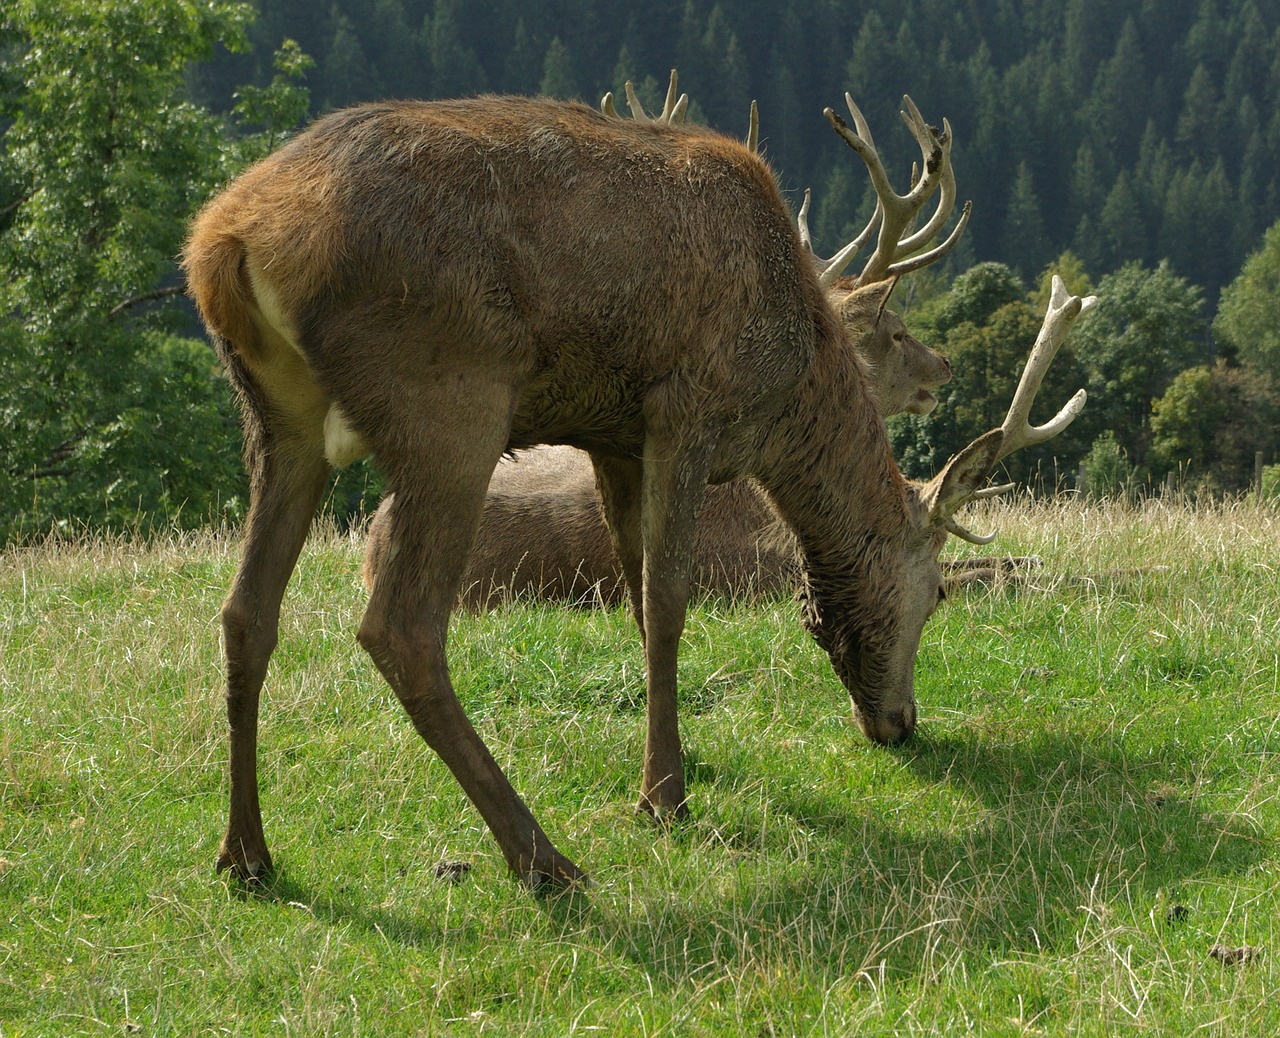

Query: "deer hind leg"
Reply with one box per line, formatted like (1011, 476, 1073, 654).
(635, 435, 715, 820)
(357, 380, 585, 890)
(591, 454, 646, 631)
(217, 362, 331, 880)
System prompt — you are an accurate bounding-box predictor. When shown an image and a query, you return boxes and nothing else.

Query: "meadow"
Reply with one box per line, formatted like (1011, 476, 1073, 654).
(2, 496, 1278, 1035)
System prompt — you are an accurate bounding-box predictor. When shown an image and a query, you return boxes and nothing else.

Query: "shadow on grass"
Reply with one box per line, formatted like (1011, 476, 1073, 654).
(225, 720, 1269, 994)
(549, 723, 1269, 988)
(229, 864, 457, 950)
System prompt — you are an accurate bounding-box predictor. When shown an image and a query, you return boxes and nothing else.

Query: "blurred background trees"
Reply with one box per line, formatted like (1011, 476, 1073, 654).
(4, 0, 1280, 542)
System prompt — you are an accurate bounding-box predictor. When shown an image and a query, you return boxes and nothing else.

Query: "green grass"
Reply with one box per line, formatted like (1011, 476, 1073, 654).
(2, 498, 1279, 1035)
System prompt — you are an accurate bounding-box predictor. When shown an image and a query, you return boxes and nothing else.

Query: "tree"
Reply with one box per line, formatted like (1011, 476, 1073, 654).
(1215, 218, 1280, 380)
(1001, 161, 1049, 279)
(503, 18, 541, 93)
(1176, 63, 1222, 165)
(1151, 361, 1280, 490)
(0, 0, 309, 541)
(1070, 260, 1207, 470)
(1031, 251, 1095, 313)
(1097, 170, 1147, 270)
(319, 11, 374, 109)
(1148, 365, 1223, 479)
(426, 0, 486, 98)
(539, 37, 580, 99)
(1084, 17, 1147, 169)
(919, 261, 1025, 339)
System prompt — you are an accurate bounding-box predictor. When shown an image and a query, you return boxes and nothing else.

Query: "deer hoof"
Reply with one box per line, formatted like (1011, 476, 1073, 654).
(216, 844, 273, 883)
(635, 795, 691, 827)
(523, 855, 590, 895)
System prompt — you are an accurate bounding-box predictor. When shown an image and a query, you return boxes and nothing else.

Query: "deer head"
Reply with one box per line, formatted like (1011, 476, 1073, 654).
(793, 94, 969, 415)
(784, 275, 1093, 744)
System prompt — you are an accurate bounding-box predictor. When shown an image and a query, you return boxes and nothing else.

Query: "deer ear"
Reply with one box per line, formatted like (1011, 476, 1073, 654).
(873, 276, 901, 323)
(837, 277, 896, 324)
(919, 428, 1003, 525)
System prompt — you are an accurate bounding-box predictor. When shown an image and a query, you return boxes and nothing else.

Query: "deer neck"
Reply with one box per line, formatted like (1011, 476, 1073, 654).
(754, 335, 914, 666)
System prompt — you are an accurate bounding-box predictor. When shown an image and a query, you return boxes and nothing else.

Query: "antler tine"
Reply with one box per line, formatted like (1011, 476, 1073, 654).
(746, 99, 759, 153)
(945, 482, 1014, 543)
(816, 206, 881, 287)
(658, 68, 686, 124)
(895, 116, 957, 257)
(826, 94, 966, 287)
(620, 69, 688, 127)
(600, 91, 618, 118)
(803, 91, 885, 286)
(796, 189, 815, 251)
(996, 275, 1095, 461)
(797, 189, 883, 287)
(884, 200, 972, 279)
(945, 519, 999, 546)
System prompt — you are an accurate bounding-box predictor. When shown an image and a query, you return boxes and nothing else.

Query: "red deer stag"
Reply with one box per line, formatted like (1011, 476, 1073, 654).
(366, 73, 959, 608)
(183, 88, 1088, 890)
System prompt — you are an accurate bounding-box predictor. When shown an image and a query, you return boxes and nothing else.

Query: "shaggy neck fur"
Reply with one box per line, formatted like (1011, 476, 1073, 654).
(755, 312, 915, 714)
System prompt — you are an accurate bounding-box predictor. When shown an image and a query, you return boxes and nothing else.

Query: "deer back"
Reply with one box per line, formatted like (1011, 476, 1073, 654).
(186, 97, 828, 471)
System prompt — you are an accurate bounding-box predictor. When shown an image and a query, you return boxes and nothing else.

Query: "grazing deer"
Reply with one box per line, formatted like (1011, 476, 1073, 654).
(184, 84, 1089, 889)
(366, 72, 956, 609)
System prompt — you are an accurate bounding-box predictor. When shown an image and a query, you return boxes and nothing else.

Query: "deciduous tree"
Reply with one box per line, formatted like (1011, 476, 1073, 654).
(0, 0, 307, 541)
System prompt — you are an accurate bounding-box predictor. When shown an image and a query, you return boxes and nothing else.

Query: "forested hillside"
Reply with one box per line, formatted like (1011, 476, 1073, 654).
(3, 0, 1279, 541)
(196, 0, 1280, 304)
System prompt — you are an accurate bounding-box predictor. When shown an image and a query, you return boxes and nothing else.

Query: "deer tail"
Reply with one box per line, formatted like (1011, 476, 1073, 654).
(182, 214, 261, 364)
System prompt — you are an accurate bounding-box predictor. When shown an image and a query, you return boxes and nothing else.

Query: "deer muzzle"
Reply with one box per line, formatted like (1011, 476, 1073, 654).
(856, 699, 917, 745)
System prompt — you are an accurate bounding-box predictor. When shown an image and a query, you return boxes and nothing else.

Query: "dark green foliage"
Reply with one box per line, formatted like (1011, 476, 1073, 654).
(1151, 361, 1280, 490)
(8, 0, 1280, 540)
(0, 0, 308, 543)
(1079, 430, 1137, 500)
(889, 258, 1247, 493)
(1070, 261, 1208, 471)
(1215, 219, 1280, 381)
(178, 0, 1280, 309)
(1262, 463, 1280, 499)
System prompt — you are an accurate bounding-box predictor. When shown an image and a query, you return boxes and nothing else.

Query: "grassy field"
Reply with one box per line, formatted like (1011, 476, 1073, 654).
(2, 497, 1278, 1035)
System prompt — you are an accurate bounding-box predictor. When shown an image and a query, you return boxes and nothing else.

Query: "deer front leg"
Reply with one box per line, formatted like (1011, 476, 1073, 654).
(360, 606, 585, 889)
(218, 442, 331, 880)
(634, 434, 714, 820)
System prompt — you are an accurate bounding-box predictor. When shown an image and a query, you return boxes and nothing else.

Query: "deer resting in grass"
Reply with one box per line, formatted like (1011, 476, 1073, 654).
(366, 72, 957, 609)
(184, 84, 1090, 889)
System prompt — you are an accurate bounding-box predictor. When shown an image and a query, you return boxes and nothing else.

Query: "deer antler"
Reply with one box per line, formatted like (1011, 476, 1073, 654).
(823, 94, 971, 288)
(995, 276, 1094, 460)
(796, 187, 881, 287)
(601, 69, 688, 126)
(938, 276, 1095, 543)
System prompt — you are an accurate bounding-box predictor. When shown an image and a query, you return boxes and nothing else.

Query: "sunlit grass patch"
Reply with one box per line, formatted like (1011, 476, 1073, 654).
(2, 500, 1278, 1034)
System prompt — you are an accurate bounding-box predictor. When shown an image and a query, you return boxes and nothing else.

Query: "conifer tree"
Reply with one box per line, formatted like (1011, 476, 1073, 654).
(539, 37, 580, 100)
